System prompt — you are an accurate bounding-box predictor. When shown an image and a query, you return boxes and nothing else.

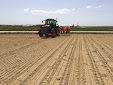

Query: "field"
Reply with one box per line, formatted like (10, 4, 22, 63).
(0, 26, 113, 31)
(0, 34, 113, 85)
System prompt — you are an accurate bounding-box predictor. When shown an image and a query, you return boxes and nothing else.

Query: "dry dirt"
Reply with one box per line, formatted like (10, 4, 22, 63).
(0, 34, 113, 85)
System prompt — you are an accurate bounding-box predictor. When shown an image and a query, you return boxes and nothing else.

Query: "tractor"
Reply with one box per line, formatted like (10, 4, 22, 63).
(39, 19, 59, 37)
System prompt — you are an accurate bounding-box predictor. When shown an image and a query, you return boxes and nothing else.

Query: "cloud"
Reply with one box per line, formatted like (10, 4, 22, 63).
(86, 6, 92, 8)
(86, 5, 102, 9)
(95, 6, 102, 8)
(27, 8, 70, 16)
(24, 8, 30, 12)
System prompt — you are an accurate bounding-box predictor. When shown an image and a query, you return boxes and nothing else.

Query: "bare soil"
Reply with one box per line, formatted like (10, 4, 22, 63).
(0, 34, 113, 85)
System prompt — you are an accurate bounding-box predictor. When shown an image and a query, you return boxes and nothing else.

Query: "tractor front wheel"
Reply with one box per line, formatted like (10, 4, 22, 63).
(45, 34, 48, 36)
(39, 30, 43, 37)
(52, 29, 56, 38)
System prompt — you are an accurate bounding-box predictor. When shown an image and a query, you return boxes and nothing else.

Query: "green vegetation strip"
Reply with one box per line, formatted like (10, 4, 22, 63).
(0, 31, 113, 34)
(0, 26, 39, 31)
(70, 26, 113, 31)
(0, 26, 113, 31)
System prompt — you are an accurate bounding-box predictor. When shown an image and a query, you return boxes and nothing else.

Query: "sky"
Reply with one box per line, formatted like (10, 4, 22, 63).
(0, 0, 113, 26)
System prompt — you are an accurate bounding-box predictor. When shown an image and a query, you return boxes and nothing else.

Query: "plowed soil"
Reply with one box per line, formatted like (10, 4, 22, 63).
(0, 34, 113, 85)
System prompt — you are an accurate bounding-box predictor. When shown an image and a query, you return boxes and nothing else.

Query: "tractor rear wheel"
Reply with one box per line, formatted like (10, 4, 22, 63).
(56, 28, 60, 36)
(39, 30, 43, 37)
(52, 29, 56, 38)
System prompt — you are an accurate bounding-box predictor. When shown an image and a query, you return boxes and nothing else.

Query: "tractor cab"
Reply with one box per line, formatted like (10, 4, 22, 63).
(43, 19, 57, 27)
(39, 19, 59, 37)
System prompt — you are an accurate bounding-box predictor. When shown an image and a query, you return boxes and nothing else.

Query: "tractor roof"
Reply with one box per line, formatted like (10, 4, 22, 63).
(45, 19, 57, 21)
